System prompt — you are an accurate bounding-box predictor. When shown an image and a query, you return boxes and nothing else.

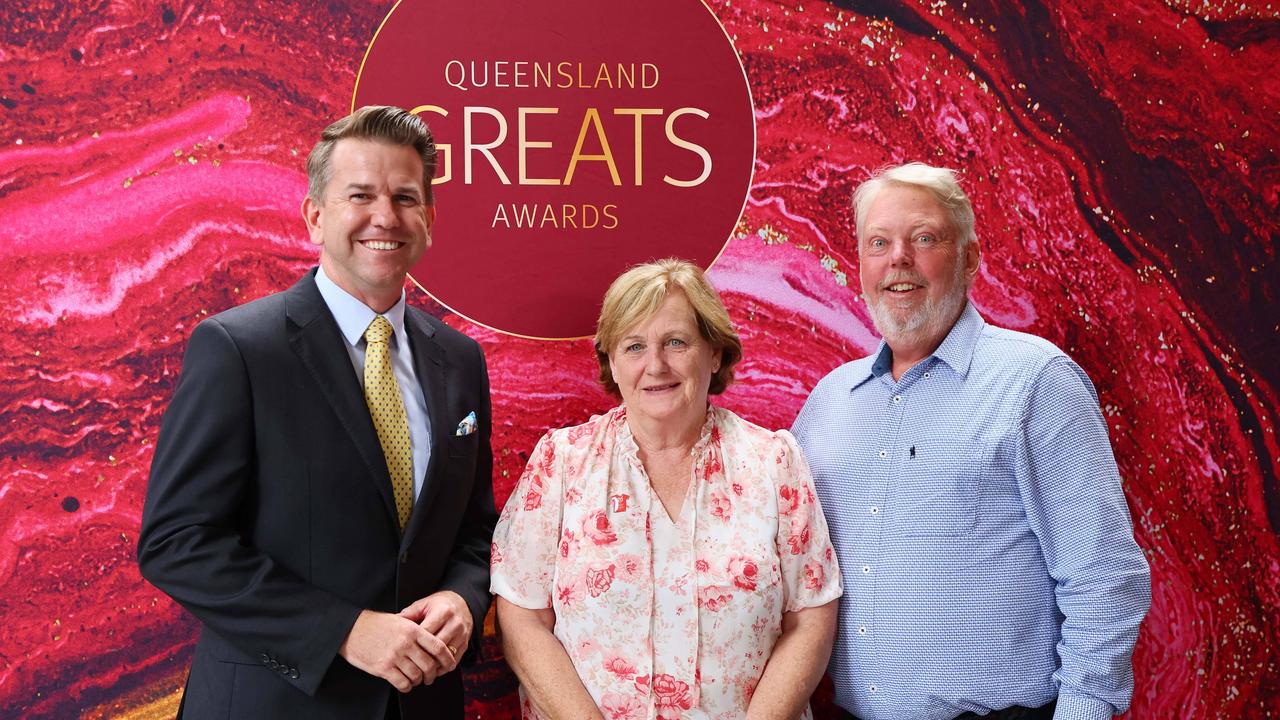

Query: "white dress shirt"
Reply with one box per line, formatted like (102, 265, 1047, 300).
(315, 266, 432, 501)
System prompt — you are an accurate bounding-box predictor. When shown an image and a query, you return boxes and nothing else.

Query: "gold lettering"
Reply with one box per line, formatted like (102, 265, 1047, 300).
(443, 62, 466, 91)
(663, 107, 711, 188)
(642, 63, 659, 89)
(488, 203, 620, 230)
(613, 108, 662, 186)
(464, 106, 511, 185)
(534, 62, 552, 87)
(468, 60, 489, 88)
(539, 204, 559, 229)
(514, 203, 537, 227)
(564, 108, 621, 186)
(410, 105, 451, 184)
(518, 108, 561, 185)
(594, 63, 613, 89)
(617, 64, 634, 88)
(491, 203, 509, 228)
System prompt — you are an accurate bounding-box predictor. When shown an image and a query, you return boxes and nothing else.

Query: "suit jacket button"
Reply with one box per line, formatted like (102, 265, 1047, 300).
(260, 653, 270, 663)
(400, 550, 409, 564)
(290, 669, 300, 679)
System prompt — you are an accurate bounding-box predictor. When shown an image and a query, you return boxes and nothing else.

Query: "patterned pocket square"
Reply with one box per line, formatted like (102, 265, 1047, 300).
(455, 411, 477, 436)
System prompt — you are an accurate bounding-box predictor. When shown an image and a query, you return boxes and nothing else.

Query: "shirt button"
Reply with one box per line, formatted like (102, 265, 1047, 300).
(862, 565, 871, 574)
(923, 371, 931, 378)
(869, 684, 878, 693)
(869, 506, 879, 515)
(858, 625, 867, 635)
(878, 450, 887, 458)
(893, 395, 901, 403)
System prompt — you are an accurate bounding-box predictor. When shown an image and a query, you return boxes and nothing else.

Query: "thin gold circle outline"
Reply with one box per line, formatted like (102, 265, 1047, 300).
(353, 0, 757, 341)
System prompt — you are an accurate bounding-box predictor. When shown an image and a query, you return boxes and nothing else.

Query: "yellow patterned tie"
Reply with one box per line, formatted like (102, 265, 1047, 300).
(363, 316, 413, 530)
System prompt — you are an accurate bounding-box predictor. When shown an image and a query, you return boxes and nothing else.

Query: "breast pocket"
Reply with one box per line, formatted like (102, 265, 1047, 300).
(889, 440, 991, 537)
(447, 429, 479, 458)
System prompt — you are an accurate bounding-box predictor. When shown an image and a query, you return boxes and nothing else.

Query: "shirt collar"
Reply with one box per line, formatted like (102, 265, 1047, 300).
(867, 341, 893, 381)
(931, 301, 984, 377)
(615, 404, 719, 465)
(861, 301, 985, 383)
(315, 265, 408, 347)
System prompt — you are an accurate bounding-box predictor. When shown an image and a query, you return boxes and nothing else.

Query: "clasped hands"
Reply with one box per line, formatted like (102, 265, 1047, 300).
(338, 590, 473, 693)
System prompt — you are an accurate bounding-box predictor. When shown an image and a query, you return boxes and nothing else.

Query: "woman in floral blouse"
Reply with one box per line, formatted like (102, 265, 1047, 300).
(491, 259, 842, 719)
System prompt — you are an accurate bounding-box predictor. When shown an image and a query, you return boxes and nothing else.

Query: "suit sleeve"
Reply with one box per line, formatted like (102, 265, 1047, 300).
(436, 340, 497, 657)
(1015, 356, 1151, 720)
(137, 318, 362, 696)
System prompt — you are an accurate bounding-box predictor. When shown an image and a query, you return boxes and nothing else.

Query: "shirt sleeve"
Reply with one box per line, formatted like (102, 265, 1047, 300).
(1016, 356, 1151, 719)
(773, 430, 844, 613)
(789, 373, 828, 448)
(490, 431, 563, 609)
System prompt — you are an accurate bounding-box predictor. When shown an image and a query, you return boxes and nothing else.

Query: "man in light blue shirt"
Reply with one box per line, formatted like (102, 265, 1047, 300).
(792, 163, 1150, 720)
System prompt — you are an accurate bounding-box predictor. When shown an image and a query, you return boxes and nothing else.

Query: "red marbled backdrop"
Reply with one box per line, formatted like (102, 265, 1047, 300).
(1, 0, 1276, 717)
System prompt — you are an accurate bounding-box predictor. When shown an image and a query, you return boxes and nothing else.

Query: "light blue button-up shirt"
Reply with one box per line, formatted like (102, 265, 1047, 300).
(316, 266, 431, 500)
(792, 303, 1150, 720)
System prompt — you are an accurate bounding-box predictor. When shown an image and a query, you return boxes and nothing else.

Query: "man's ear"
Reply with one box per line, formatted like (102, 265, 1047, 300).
(301, 195, 324, 246)
(424, 203, 437, 248)
(964, 237, 981, 279)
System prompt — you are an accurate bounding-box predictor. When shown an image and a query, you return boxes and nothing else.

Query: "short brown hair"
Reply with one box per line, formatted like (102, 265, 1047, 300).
(305, 105, 437, 202)
(594, 258, 743, 397)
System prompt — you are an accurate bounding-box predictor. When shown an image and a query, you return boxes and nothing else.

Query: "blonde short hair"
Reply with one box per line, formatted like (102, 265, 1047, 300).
(852, 162, 976, 249)
(594, 259, 742, 397)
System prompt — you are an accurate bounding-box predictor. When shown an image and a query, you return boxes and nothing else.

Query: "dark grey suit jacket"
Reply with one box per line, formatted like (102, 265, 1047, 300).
(138, 268, 495, 719)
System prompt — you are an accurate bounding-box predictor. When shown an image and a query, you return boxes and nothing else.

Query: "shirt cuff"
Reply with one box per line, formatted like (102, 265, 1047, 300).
(1053, 692, 1117, 720)
(490, 575, 550, 611)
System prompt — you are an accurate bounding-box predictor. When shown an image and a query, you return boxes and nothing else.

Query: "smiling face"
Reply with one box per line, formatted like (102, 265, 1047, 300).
(858, 183, 979, 355)
(608, 289, 722, 432)
(302, 138, 435, 313)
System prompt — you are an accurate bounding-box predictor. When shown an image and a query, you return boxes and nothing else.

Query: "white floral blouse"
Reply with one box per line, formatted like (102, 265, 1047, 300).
(491, 405, 843, 720)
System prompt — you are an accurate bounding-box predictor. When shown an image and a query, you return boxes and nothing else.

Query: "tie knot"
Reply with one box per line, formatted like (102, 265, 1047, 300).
(365, 315, 394, 345)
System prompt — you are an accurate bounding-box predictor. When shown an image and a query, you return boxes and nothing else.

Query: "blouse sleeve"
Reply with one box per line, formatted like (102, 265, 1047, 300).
(490, 431, 563, 609)
(772, 429, 843, 613)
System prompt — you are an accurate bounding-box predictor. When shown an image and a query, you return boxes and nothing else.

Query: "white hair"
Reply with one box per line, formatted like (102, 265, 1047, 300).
(852, 162, 976, 249)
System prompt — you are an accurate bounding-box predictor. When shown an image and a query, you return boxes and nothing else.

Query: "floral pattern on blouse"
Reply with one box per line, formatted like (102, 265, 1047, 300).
(491, 405, 842, 719)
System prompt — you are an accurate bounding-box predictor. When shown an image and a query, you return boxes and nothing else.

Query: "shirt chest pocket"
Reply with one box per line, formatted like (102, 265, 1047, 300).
(888, 440, 991, 537)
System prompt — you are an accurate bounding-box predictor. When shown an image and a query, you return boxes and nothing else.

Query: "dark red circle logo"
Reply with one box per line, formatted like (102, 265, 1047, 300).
(353, 0, 755, 338)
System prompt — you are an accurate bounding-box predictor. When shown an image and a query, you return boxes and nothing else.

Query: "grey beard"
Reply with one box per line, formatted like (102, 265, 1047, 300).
(867, 268, 970, 351)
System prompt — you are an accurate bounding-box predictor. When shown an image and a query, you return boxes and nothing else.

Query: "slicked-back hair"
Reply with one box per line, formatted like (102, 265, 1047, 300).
(853, 162, 976, 249)
(594, 258, 743, 398)
(305, 105, 437, 203)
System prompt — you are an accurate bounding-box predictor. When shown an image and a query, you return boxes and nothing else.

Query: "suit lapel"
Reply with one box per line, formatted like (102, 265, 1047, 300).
(402, 308, 447, 547)
(285, 271, 400, 532)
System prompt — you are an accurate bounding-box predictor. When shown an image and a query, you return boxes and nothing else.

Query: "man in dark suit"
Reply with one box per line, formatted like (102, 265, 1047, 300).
(138, 106, 496, 719)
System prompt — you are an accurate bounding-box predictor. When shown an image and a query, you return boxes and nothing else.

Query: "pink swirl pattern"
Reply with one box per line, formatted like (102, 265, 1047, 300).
(0, 0, 1275, 717)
